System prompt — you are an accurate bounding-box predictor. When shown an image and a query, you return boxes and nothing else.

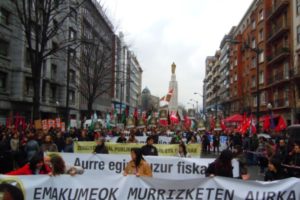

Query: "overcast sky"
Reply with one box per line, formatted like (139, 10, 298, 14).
(101, 0, 253, 109)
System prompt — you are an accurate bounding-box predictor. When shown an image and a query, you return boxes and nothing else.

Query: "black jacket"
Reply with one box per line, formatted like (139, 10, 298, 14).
(141, 144, 158, 156)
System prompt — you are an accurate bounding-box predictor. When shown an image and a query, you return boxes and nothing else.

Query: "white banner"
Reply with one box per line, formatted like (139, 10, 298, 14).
(0, 175, 299, 200)
(58, 153, 239, 179)
(105, 136, 172, 144)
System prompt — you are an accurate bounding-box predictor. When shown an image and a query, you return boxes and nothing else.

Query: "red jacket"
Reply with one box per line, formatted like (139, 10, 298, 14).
(5, 163, 51, 175)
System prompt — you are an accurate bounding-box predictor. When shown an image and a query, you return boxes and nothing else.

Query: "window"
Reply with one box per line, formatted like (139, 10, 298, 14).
(69, 28, 76, 40)
(251, 57, 256, 68)
(259, 51, 264, 63)
(251, 76, 256, 88)
(70, 69, 75, 83)
(297, 0, 300, 15)
(285, 86, 289, 106)
(259, 9, 264, 21)
(0, 72, 7, 91)
(252, 20, 256, 29)
(52, 41, 58, 51)
(259, 29, 264, 42)
(51, 64, 57, 80)
(259, 71, 264, 84)
(69, 49, 76, 60)
(234, 58, 238, 66)
(25, 77, 34, 96)
(284, 62, 289, 79)
(0, 8, 10, 25)
(260, 91, 265, 105)
(0, 40, 9, 57)
(251, 39, 256, 49)
(50, 85, 57, 100)
(253, 95, 257, 107)
(234, 73, 237, 81)
(297, 25, 300, 44)
(69, 90, 75, 104)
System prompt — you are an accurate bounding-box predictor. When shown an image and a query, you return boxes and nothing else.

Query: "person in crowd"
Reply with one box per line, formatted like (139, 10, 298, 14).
(54, 131, 65, 152)
(274, 139, 288, 164)
(79, 129, 90, 141)
(188, 134, 197, 144)
(5, 152, 51, 175)
(45, 154, 84, 176)
(264, 158, 285, 181)
(116, 131, 127, 143)
(170, 130, 182, 144)
(127, 133, 138, 143)
(141, 136, 158, 156)
(25, 131, 40, 161)
(123, 148, 152, 177)
(93, 138, 109, 154)
(64, 137, 74, 153)
(249, 133, 259, 165)
(201, 132, 210, 154)
(0, 183, 24, 200)
(212, 132, 220, 154)
(10, 132, 20, 168)
(177, 143, 191, 158)
(234, 145, 249, 180)
(205, 149, 233, 178)
(41, 135, 58, 152)
(257, 137, 268, 174)
(287, 142, 300, 177)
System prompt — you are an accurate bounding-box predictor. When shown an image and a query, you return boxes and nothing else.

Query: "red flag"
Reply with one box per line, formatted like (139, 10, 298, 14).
(274, 116, 287, 132)
(263, 115, 270, 132)
(221, 119, 226, 131)
(160, 89, 174, 102)
(170, 111, 179, 125)
(184, 115, 191, 129)
(159, 119, 168, 126)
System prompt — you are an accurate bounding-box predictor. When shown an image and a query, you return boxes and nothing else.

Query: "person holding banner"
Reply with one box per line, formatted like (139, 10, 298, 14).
(93, 138, 109, 154)
(141, 136, 158, 156)
(177, 143, 191, 158)
(123, 148, 152, 177)
(205, 149, 234, 178)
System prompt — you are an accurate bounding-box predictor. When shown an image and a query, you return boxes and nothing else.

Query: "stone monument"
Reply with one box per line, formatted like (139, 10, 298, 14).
(168, 62, 178, 113)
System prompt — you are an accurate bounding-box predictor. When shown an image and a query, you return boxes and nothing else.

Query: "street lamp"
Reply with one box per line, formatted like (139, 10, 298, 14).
(190, 99, 198, 118)
(226, 38, 261, 133)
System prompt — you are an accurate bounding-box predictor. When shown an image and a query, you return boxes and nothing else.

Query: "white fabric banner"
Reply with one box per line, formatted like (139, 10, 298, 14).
(58, 153, 240, 179)
(0, 175, 299, 200)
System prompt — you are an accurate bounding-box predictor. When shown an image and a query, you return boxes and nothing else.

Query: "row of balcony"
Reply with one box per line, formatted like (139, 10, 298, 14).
(267, 24, 289, 44)
(267, 0, 289, 21)
(266, 47, 290, 65)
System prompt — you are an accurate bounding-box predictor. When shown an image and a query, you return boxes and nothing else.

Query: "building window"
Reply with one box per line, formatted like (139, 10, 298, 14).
(70, 69, 76, 84)
(69, 28, 76, 40)
(0, 8, 10, 25)
(234, 58, 238, 66)
(69, 90, 75, 105)
(251, 57, 256, 68)
(258, 9, 264, 21)
(297, 0, 300, 15)
(259, 71, 264, 84)
(285, 86, 289, 106)
(69, 49, 76, 60)
(259, 29, 264, 42)
(25, 77, 34, 96)
(251, 76, 256, 88)
(253, 95, 257, 107)
(0, 40, 9, 57)
(234, 73, 237, 81)
(251, 20, 256, 29)
(0, 72, 7, 91)
(284, 62, 289, 79)
(260, 91, 265, 105)
(297, 25, 300, 44)
(51, 64, 57, 80)
(50, 85, 57, 100)
(259, 51, 264, 63)
(251, 39, 256, 49)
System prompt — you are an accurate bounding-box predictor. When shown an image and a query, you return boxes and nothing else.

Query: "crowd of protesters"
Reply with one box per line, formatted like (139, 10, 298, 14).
(1, 123, 300, 182)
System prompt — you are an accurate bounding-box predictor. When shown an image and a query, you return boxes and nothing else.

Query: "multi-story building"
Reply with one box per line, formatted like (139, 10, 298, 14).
(204, 51, 221, 117)
(292, 0, 300, 123)
(0, 0, 142, 124)
(112, 32, 143, 117)
(141, 87, 159, 112)
(205, 0, 300, 125)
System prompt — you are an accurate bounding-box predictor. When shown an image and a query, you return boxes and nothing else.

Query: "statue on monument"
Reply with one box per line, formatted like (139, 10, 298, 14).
(171, 62, 176, 74)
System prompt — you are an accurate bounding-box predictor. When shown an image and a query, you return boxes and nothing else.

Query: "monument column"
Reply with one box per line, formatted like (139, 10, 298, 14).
(168, 62, 178, 112)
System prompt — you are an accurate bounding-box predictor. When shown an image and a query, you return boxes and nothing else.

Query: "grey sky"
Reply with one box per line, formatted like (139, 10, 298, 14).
(102, 0, 253, 109)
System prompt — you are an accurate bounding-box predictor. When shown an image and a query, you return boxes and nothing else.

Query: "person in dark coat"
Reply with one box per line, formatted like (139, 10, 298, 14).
(206, 149, 233, 178)
(93, 138, 109, 154)
(141, 136, 158, 156)
(264, 158, 285, 181)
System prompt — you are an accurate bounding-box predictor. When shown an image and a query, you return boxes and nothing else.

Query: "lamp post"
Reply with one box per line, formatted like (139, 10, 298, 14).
(226, 39, 261, 133)
(190, 99, 198, 118)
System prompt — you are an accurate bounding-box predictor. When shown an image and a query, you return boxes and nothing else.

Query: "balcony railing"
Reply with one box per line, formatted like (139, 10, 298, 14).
(267, 47, 290, 65)
(267, 0, 289, 20)
(267, 24, 289, 43)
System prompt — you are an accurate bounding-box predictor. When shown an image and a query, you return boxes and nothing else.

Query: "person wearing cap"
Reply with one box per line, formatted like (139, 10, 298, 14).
(141, 136, 158, 156)
(93, 138, 109, 154)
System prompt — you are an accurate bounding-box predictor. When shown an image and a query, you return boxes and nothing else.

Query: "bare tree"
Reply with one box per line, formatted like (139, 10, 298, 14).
(13, 0, 84, 120)
(76, 37, 113, 116)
